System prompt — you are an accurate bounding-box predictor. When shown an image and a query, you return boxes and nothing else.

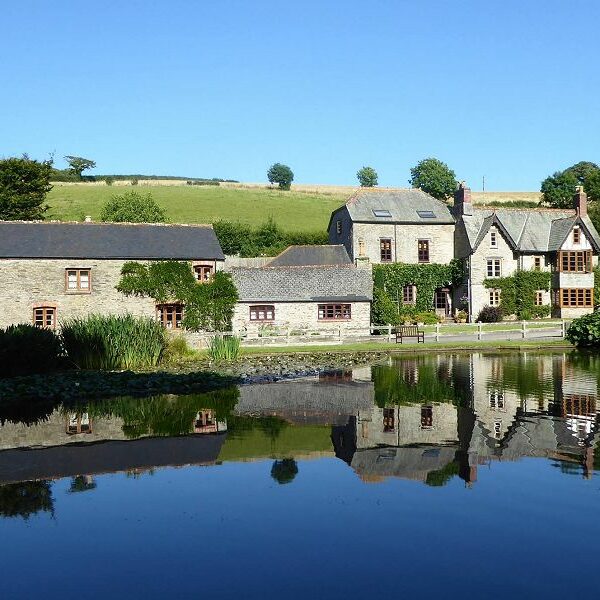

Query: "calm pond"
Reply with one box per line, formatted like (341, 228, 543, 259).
(1, 351, 600, 599)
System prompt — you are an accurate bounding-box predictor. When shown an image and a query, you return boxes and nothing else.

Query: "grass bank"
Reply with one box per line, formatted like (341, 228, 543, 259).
(47, 184, 345, 232)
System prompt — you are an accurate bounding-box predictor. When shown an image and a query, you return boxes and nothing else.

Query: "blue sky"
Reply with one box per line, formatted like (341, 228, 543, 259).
(2, 0, 599, 190)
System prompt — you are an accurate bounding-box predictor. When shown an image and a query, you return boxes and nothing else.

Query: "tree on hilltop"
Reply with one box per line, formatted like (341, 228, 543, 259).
(357, 166, 378, 187)
(65, 155, 96, 179)
(409, 158, 457, 202)
(267, 163, 294, 190)
(0, 155, 53, 220)
(540, 161, 600, 207)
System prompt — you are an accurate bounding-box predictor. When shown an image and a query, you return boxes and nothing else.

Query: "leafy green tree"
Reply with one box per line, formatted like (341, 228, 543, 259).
(0, 481, 54, 520)
(0, 155, 53, 220)
(357, 166, 378, 187)
(565, 161, 599, 185)
(100, 191, 168, 223)
(267, 163, 294, 190)
(540, 170, 579, 208)
(409, 157, 457, 202)
(64, 155, 96, 179)
(584, 168, 600, 203)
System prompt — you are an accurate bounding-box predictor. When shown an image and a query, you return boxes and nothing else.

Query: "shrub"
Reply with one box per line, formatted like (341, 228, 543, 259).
(208, 335, 241, 362)
(130, 178, 139, 186)
(0, 324, 63, 378)
(566, 312, 600, 347)
(454, 310, 468, 322)
(413, 311, 439, 325)
(100, 190, 168, 223)
(163, 335, 195, 362)
(61, 314, 166, 370)
(105, 176, 114, 186)
(476, 305, 503, 323)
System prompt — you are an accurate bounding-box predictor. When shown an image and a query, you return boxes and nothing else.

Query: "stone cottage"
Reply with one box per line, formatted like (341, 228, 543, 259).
(228, 245, 373, 335)
(454, 184, 600, 320)
(0, 221, 225, 330)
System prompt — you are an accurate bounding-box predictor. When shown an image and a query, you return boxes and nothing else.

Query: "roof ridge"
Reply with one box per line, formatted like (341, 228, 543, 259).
(0, 220, 215, 228)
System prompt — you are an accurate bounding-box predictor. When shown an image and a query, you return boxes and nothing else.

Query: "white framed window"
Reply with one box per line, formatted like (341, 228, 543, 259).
(490, 230, 497, 248)
(336, 220, 342, 235)
(489, 392, 504, 410)
(487, 258, 501, 278)
(489, 289, 500, 306)
(358, 238, 365, 256)
(493, 420, 502, 439)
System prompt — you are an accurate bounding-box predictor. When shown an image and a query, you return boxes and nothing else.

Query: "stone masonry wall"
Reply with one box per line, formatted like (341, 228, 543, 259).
(0, 258, 158, 328)
(232, 301, 371, 336)
(352, 222, 455, 265)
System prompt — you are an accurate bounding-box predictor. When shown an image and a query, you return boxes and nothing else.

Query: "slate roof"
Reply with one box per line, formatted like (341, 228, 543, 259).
(230, 265, 373, 302)
(330, 188, 455, 226)
(0, 221, 225, 260)
(460, 208, 600, 253)
(267, 245, 351, 267)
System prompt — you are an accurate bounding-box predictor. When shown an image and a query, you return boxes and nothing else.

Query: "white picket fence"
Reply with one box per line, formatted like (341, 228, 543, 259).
(189, 319, 571, 347)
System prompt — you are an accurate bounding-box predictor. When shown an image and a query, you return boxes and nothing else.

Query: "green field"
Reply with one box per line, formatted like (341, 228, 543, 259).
(46, 184, 347, 233)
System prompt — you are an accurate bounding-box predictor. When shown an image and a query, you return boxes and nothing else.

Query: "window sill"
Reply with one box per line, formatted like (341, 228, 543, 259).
(65, 290, 92, 295)
(318, 318, 352, 321)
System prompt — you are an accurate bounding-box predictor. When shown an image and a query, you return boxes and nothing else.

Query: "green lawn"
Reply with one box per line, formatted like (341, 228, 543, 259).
(46, 184, 346, 233)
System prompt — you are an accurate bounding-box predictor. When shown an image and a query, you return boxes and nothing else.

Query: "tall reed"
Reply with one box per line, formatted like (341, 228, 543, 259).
(208, 335, 241, 362)
(61, 314, 166, 370)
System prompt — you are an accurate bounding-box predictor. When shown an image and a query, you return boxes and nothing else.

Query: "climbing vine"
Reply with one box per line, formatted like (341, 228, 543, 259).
(372, 260, 465, 323)
(117, 261, 239, 331)
(484, 270, 552, 319)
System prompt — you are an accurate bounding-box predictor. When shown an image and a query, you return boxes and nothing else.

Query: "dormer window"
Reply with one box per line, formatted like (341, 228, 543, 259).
(573, 227, 581, 244)
(490, 230, 497, 248)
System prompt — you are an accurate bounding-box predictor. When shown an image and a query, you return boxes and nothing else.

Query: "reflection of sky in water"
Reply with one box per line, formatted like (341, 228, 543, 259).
(1, 351, 600, 598)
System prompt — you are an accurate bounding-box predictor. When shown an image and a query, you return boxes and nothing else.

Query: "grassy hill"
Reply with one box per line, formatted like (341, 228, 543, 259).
(47, 183, 347, 233)
(46, 182, 542, 233)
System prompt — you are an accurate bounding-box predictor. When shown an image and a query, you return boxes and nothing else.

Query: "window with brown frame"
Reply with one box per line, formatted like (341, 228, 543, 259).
(194, 265, 213, 283)
(66, 269, 91, 292)
(380, 238, 392, 262)
(559, 251, 592, 272)
(403, 285, 415, 304)
(573, 227, 580, 244)
(418, 239, 430, 263)
(534, 257, 542, 270)
(383, 408, 395, 432)
(33, 306, 56, 329)
(318, 304, 351, 320)
(560, 288, 593, 307)
(421, 406, 433, 428)
(249, 305, 275, 321)
(156, 303, 184, 328)
(534, 291, 544, 306)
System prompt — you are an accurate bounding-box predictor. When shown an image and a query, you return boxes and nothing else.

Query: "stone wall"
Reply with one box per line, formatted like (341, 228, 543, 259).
(232, 301, 371, 336)
(0, 258, 158, 328)
(351, 222, 455, 265)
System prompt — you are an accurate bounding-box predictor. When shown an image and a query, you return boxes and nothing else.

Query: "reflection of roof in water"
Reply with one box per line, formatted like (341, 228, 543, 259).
(0, 434, 226, 485)
(237, 378, 374, 425)
(349, 446, 458, 483)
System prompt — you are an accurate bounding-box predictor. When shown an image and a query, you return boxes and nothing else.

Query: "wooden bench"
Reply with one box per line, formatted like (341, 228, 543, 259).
(395, 325, 425, 344)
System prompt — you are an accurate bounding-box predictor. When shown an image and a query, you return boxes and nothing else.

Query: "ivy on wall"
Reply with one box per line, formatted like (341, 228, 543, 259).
(372, 260, 465, 323)
(117, 261, 239, 332)
(484, 270, 552, 319)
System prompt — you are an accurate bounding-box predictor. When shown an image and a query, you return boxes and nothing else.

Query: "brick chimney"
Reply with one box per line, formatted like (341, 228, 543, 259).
(574, 186, 587, 217)
(454, 181, 473, 216)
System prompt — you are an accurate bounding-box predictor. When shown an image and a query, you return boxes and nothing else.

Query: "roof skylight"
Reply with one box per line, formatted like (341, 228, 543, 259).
(372, 209, 392, 218)
(417, 210, 436, 218)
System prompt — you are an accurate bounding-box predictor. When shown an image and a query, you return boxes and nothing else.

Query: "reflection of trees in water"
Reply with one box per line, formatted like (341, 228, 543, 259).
(373, 359, 467, 407)
(425, 460, 460, 487)
(271, 459, 298, 485)
(63, 387, 239, 439)
(0, 481, 54, 520)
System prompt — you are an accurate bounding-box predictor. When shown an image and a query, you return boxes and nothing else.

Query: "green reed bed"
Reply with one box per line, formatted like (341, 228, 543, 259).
(208, 335, 241, 362)
(61, 314, 166, 370)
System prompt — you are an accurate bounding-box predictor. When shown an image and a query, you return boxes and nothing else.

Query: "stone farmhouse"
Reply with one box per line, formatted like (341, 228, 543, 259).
(228, 245, 373, 336)
(0, 221, 224, 330)
(328, 185, 600, 320)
